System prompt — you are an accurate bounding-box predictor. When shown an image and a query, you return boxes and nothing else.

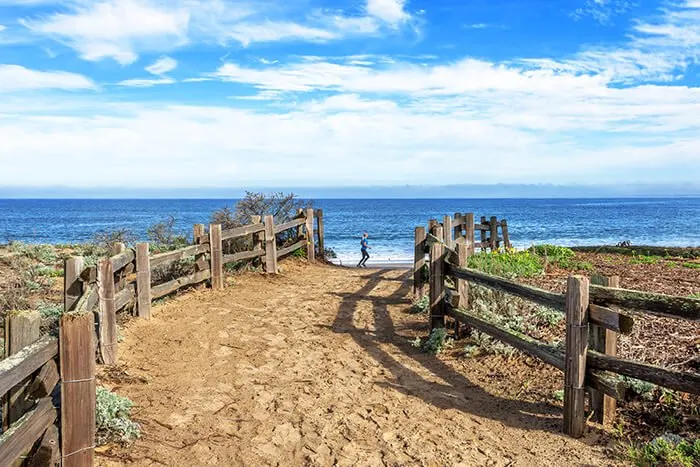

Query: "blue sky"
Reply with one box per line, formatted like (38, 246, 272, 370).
(0, 0, 699, 190)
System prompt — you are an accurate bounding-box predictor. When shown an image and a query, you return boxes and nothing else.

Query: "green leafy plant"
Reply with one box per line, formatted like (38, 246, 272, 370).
(533, 306, 563, 327)
(292, 248, 307, 258)
(96, 387, 141, 446)
(468, 250, 543, 278)
(38, 302, 63, 320)
(682, 262, 700, 269)
(630, 255, 659, 265)
(689, 293, 700, 299)
(147, 216, 189, 253)
(628, 434, 700, 467)
(410, 295, 429, 314)
(552, 389, 565, 402)
(9, 242, 58, 265)
(622, 376, 657, 399)
(422, 328, 453, 355)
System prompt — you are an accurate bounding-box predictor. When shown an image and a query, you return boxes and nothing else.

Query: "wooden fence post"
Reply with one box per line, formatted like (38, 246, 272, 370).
(564, 275, 590, 438)
(455, 238, 472, 337)
(479, 216, 487, 250)
(4, 311, 41, 426)
(429, 225, 446, 331)
(305, 208, 315, 262)
(500, 219, 511, 250)
(296, 209, 304, 239)
(443, 215, 454, 250)
(209, 224, 223, 290)
(193, 224, 207, 272)
(264, 215, 278, 274)
(64, 257, 84, 312)
(465, 213, 475, 256)
(414, 226, 426, 298)
(316, 209, 325, 260)
(135, 243, 151, 319)
(489, 216, 499, 251)
(590, 275, 621, 425)
(98, 258, 117, 365)
(453, 212, 463, 240)
(60, 312, 96, 467)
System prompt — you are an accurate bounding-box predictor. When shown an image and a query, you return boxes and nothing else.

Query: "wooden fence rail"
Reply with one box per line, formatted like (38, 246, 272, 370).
(417, 212, 700, 439)
(0, 209, 324, 466)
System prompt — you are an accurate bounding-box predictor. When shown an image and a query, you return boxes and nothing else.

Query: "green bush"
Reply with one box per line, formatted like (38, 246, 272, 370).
(410, 295, 429, 314)
(682, 262, 700, 269)
(96, 387, 141, 446)
(93, 229, 137, 251)
(689, 293, 700, 299)
(533, 306, 563, 327)
(630, 255, 659, 265)
(147, 216, 189, 253)
(552, 389, 564, 402)
(468, 250, 543, 278)
(9, 242, 57, 265)
(38, 302, 63, 320)
(423, 328, 453, 355)
(530, 244, 575, 261)
(628, 434, 700, 467)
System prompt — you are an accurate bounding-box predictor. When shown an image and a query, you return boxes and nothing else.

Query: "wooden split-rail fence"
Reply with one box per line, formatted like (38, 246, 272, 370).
(0, 209, 325, 466)
(414, 213, 700, 438)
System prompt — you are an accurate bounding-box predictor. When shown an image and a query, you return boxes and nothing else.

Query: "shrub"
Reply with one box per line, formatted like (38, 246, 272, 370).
(38, 302, 62, 320)
(533, 306, 563, 327)
(96, 387, 141, 446)
(630, 255, 659, 265)
(530, 244, 575, 261)
(552, 389, 565, 402)
(292, 248, 307, 259)
(422, 328, 453, 355)
(682, 262, 700, 270)
(410, 295, 429, 314)
(623, 376, 657, 399)
(468, 250, 543, 278)
(93, 229, 137, 251)
(689, 293, 700, 299)
(147, 216, 188, 252)
(628, 435, 700, 467)
(9, 242, 58, 265)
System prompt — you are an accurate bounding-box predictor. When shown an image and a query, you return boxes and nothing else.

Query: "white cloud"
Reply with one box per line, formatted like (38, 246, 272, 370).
(571, 0, 633, 25)
(225, 21, 337, 47)
(117, 77, 175, 87)
(0, 64, 94, 92)
(146, 56, 177, 75)
(21, 0, 189, 64)
(366, 0, 410, 26)
(0, 25, 6, 33)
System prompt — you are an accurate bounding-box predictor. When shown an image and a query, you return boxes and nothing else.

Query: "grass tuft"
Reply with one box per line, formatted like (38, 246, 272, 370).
(96, 387, 141, 446)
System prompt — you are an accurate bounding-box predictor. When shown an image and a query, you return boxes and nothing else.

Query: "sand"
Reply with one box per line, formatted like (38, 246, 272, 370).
(96, 260, 618, 466)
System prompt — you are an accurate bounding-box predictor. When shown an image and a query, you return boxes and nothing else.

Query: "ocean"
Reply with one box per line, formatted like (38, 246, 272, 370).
(1, 198, 699, 265)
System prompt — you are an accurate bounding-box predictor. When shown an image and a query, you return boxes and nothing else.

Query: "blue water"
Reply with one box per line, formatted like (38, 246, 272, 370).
(1, 198, 699, 263)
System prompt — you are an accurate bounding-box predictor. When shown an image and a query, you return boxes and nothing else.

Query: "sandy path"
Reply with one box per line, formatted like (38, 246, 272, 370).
(97, 260, 617, 466)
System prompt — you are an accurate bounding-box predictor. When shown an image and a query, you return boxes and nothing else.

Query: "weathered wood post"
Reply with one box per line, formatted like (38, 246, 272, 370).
(209, 224, 223, 290)
(479, 216, 487, 250)
(500, 219, 511, 250)
(443, 215, 454, 250)
(590, 275, 621, 425)
(135, 242, 151, 319)
(453, 212, 463, 240)
(60, 312, 96, 467)
(250, 216, 263, 268)
(64, 257, 84, 312)
(413, 226, 426, 298)
(465, 213, 475, 256)
(264, 215, 278, 274)
(489, 216, 499, 251)
(564, 275, 590, 438)
(4, 311, 41, 426)
(305, 208, 315, 262)
(110, 243, 127, 293)
(428, 219, 438, 232)
(98, 258, 117, 364)
(429, 225, 446, 331)
(316, 209, 325, 260)
(455, 238, 472, 337)
(296, 209, 304, 239)
(193, 224, 207, 272)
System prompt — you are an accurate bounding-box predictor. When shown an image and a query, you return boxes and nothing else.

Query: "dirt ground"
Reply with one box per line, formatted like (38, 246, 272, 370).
(96, 260, 619, 467)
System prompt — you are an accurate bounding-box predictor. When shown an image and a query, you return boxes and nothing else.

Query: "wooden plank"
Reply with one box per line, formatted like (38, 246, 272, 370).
(28, 423, 59, 467)
(413, 226, 426, 298)
(151, 270, 211, 300)
(98, 258, 118, 365)
(264, 215, 278, 274)
(64, 257, 84, 312)
(587, 351, 700, 395)
(277, 240, 306, 259)
(489, 216, 499, 250)
(223, 248, 265, 264)
(500, 219, 511, 250)
(316, 209, 325, 260)
(0, 397, 57, 467)
(464, 213, 475, 256)
(455, 239, 470, 313)
(135, 243, 151, 319)
(590, 275, 620, 426)
(0, 337, 57, 399)
(453, 212, 463, 237)
(4, 311, 41, 430)
(114, 283, 136, 312)
(296, 209, 304, 239)
(443, 215, 454, 250)
(193, 224, 207, 273)
(150, 244, 209, 269)
(274, 217, 306, 234)
(445, 306, 625, 400)
(564, 276, 589, 438)
(209, 224, 224, 290)
(109, 249, 135, 274)
(305, 208, 315, 262)
(590, 285, 700, 321)
(474, 223, 490, 232)
(251, 216, 264, 267)
(221, 223, 265, 241)
(28, 359, 59, 399)
(429, 226, 446, 330)
(445, 263, 566, 311)
(589, 304, 633, 334)
(60, 312, 96, 467)
(79, 266, 97, 285)
(72, 284, 98, 314)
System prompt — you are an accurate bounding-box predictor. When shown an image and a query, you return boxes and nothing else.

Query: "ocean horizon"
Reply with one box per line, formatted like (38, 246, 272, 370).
(1, 197, 699, 265)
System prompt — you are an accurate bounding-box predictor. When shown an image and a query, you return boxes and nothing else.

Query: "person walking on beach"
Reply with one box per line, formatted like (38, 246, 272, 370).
(358, 232, 371, 268)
